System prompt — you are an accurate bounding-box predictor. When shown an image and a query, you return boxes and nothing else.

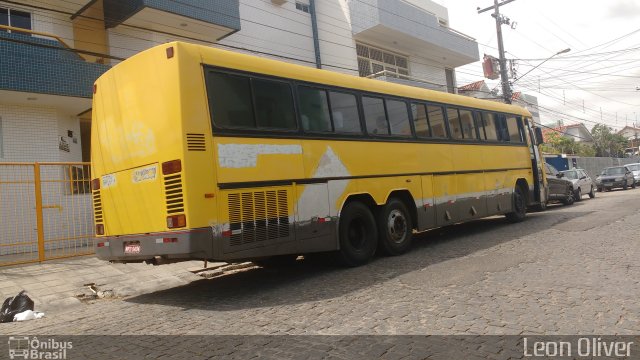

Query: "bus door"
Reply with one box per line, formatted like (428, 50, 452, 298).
(525, 118, 546, 204)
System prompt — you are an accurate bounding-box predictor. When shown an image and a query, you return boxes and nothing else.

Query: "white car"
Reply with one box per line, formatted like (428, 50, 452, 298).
(626, 163, 640, 184)
(560, 169, 596, 201)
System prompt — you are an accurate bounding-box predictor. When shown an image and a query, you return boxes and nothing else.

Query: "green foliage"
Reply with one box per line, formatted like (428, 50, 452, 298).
(591, 124, 628, 157)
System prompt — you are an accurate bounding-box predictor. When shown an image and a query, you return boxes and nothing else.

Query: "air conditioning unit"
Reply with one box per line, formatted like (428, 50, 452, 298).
(272, 0, 288, 5)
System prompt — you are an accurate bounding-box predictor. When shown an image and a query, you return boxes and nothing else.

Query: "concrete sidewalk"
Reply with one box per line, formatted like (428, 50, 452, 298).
(0, 256, 223, 316)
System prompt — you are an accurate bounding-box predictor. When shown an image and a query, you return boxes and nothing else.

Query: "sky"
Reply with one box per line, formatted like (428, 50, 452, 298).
(432, 0, 640, 130)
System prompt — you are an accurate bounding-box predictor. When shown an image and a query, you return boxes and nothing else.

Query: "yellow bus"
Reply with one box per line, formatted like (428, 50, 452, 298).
(92, 42, 547, 267)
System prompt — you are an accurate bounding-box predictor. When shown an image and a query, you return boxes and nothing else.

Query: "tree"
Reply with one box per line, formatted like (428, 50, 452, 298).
(591, 124, 628, 157)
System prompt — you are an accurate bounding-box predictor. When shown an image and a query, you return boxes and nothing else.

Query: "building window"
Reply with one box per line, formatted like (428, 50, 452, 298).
(295, 2, 310, 13)
(0, 7, 32, 33)
(445, 68, 456, 94)
(356, 43, 409, 79)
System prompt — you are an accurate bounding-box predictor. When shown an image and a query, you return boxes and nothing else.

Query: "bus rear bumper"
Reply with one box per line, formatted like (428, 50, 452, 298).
(95, 228, 213, 263)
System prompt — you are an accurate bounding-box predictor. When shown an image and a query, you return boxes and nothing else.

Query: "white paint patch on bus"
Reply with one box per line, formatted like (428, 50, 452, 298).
(297, 146, 350, 220)
(217, 144, 303, 168)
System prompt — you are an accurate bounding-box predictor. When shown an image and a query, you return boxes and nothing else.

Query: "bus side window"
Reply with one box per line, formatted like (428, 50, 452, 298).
(482, 112, 499, 141)
(447, 107, 463, 140)
(427, 105, 447, 138)
(298, 86, 332, 132)
(328, 91, 362, 134)
(411, 103, 431, 137)
(386, 99, 412, 136)
(206, 71, 255, 128)
(252, 78, 297, 130)
(363, 96, 389, 135)
(496, 115, 510, 141)
(459, 109, 477, 140)
(475, 112, 487, 140)
(506, 115, 522, 143)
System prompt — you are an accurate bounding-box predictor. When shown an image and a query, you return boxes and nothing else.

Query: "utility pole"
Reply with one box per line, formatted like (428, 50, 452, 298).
(478, 0, 516, 104)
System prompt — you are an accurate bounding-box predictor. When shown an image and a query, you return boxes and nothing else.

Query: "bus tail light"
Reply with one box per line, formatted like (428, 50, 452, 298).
(162, 159, 182, 175)
(163, 238, 178, 243)
(167, 214, 186, 229)
(96, 224, 104, 235)
(91, 178, 100, 191)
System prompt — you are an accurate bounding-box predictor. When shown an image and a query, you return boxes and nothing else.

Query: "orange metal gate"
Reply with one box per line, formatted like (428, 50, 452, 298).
(0, 162, 95, 266)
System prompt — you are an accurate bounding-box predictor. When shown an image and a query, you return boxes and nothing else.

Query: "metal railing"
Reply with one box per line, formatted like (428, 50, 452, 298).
(0, 162, 95, 267)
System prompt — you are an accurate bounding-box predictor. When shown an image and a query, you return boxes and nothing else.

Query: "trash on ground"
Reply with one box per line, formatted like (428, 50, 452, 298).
(0, 290, 36, 323)
(13, 310, 45, 322)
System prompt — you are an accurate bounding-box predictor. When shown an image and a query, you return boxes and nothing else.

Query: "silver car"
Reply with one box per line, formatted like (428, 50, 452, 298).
(626, 163, 640, 184)
(560, 169, 596, 201)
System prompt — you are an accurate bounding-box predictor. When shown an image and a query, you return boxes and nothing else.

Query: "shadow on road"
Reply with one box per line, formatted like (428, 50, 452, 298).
(126, 210, 591, 311)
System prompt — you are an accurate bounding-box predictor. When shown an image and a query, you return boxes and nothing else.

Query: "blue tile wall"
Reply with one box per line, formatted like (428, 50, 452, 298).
(104, 0, 240, 31)
(0, 32, 110, 98)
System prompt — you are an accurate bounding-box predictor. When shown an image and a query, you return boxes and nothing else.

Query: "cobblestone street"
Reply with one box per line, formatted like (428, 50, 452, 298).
(4, 189, 640, 337)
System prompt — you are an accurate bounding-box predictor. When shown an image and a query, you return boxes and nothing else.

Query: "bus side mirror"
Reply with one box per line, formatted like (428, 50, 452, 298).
(534, 127, 544, 144)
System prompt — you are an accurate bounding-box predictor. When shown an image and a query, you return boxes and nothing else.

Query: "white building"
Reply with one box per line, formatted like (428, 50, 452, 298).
(1, 0, 479, 165)
(0, 0, 478, 257)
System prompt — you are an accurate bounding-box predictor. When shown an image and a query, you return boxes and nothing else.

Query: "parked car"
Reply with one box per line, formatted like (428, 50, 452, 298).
(625, 163, 640, 184)
(560, 169, 596, 201)
(543, 163, 575, 206)
(596, 166, 636, 191)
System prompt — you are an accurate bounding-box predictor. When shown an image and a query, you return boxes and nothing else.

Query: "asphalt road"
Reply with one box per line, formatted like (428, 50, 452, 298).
(3, 188, 640, 358)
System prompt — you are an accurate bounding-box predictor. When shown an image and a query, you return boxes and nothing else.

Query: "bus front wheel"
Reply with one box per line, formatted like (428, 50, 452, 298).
(337, 201, 378, 267)
(377, 198, 413, 256)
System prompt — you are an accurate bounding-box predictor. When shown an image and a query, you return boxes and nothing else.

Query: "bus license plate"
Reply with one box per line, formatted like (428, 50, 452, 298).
(124, 242, 141, 254)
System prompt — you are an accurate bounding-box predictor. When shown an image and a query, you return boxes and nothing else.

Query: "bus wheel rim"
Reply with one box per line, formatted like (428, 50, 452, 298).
(387, 209, 407, 244)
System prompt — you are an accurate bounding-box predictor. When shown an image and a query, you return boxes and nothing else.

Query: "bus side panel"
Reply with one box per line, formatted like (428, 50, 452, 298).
(418, 175, 436, 231)
(455, 173, 488, 221)
(434, 175, 457, 226)
(295, 183, 336, 253)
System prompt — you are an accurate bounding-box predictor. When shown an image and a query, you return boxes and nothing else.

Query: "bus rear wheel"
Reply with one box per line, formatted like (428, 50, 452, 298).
(506, 185, 526, 223)
(337, 201, 378, 267)
(377, 198, 413, 256)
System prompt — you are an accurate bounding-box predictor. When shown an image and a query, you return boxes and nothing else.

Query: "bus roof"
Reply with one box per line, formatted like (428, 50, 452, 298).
(104, 41, 532, 117)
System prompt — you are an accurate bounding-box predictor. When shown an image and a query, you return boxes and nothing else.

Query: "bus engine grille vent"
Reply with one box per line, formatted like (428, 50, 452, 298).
(227, 190, 289, 246)
(164, 174, 185, 214)
(186, 133, 206, 151)
(93, 190, 103, 224)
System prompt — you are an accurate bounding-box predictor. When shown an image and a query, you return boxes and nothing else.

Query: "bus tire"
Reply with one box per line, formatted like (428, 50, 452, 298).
(336, 201, 378, 267)
(506, 185, 526, 223)
(377, 198, 413, 256)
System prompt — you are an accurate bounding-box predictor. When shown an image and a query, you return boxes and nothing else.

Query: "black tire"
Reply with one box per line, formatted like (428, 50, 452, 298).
(588, 186, 595, 199)
(506, 186, 527, 223)
(561, 187, 575, 205)
(633, 182, 637, 189)
(574, 187, 582, 202)
(336, 201, 378, 267)
(377, 198, 413, 256)
(623, 183, 628, 190)
(253, 254, 299, 268)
